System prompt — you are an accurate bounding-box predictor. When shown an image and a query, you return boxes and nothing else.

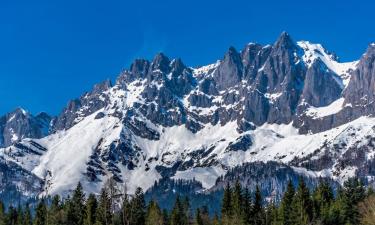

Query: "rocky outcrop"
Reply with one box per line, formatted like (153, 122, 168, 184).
(0, 108, 52, 147)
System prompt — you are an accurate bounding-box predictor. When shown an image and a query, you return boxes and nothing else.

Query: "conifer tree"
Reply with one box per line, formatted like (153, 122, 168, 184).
(145, 200, 163, 225)
(84, 194, 98, 225)
(252, 185, 265, 225)
(162, 209, 170, 225)
(130, 187, 146, 225)
(194, 208, 203, 225)
(16, 206, 24, 225)
(312, 180, 334, 223)
(71, 182, 86, 225)
(231, 180, 243, 225)
(341, 178, 365, 225)
(0, 201, 6, 225)
(34, 199, 47, 225)
(242, 187, 252, 225)
(265, 201, 278, 225)
(7, 206, 18, 225)
(221, 183, 232, 225)
(182, 196, 190, 225)
(96, 187, 112, 225)
(24, 204, 32, 225)
(170, 196, 182, 225)
(120, 193, 131, 225)
(278, 180, 296, 225)
(294, 177, 312, 224)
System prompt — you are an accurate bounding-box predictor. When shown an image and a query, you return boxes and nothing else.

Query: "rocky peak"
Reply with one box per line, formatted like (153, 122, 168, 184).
(274, 31, 296, 50)
(0, 108, 52, 147)
(130, 59, 150, 79)
(344, 43, 375, 106)
(92, 79, 112, 94)
(213, 46, 243, 90)
(151, 53, 171, 73)
(170, 58, 186, 75)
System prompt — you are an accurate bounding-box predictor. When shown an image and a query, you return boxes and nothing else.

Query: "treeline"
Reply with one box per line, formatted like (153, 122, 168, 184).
(0, 177, 374, 225)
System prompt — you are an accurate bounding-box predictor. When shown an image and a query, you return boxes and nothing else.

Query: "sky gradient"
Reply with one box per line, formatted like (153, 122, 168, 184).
(1, 0, 374, 115)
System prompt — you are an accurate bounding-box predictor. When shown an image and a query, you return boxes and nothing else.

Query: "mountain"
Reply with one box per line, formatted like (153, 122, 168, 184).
(0, 108, 52, 148)
(0, 32, 374, 206)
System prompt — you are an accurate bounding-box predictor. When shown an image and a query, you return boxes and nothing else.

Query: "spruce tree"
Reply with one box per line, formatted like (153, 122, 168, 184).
(84, 194, 98, 225)
(341, 178, 366, 225)
(279, 180, 296, 225)
(162, 209, 170, 225)
(221, 183, 232, 225)
(16, 206, 24, 225)
(7, 206, 18, 225)
(170, 196, 182, 225)
(24, 204, 32, 225)
(242, 187, 251, 225)
(145, 200, 163, 225)
(231, 180, 243, 225)
(0, 201, 5, 225)
(182, 196, 190, 225)
(48, 195, 64, 225)
(312, 180, 334, 223)
(34, 199, 47, 225)
(71, 182, 86, 225)
(294, 177, 312, 224)
(130, 187, 146, 225)
(194, 208, 203, 225)
(96, 187, 112, 225)
(252, 185, 265, 225)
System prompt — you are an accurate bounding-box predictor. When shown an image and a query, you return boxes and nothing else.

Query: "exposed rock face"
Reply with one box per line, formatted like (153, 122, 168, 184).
(301, 58, 343, 107)
(0, 108, 52, 147)
(213, 47, 243, 90)
(345, 44, 375, 107)
(52, 79, 112, 131)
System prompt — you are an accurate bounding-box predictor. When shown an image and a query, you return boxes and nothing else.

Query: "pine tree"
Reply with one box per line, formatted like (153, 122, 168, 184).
(294, 177, 312, 224)
(194, 208, 203, 225)
(130, 187, 146, 225)
(34, 199, 47, 225)
(242, 187, 252, 225)
(182, 196, 190, 225)
(279, 180, 296, 225)
(231, 180, 243, 225)
(7, 206, 18, 225)
(48, 195, 64, 225)
(312, 180, 334, 223)
(120, 193, 131, 225)
(0, 201, 6, 225)
(341, 178, 365, 225)
(84, 194, 98, 225)
(170, 195, 187, 225)
(162, 209, 170, 225)
(96, 187, 112, 225)
(221, 183, 232, 225)
(265, 201, 278, 225)
(71, 182, 86, 225)
(252, 185, 265, 225)
(16, 206, 24, 225)
(145, 200, 164, 225)
(24, 204, 32, 225)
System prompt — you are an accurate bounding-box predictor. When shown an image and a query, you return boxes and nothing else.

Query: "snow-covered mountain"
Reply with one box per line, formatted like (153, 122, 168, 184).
(1, 32, 375, 202)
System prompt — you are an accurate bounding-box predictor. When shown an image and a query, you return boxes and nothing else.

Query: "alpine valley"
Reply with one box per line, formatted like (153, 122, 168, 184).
(1, 32, 375, 210)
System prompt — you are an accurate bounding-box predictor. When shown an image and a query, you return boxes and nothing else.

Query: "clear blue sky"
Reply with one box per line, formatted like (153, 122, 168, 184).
(1, 0, 374, 115)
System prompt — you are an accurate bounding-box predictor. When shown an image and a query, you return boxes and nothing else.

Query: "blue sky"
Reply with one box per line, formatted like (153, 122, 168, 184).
(1, 0, 374, 115)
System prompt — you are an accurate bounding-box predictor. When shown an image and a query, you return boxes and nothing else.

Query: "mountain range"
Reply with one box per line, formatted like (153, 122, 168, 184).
(1, 32, 375, 208)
